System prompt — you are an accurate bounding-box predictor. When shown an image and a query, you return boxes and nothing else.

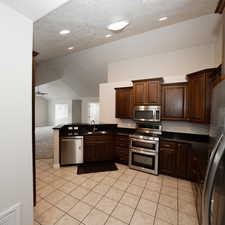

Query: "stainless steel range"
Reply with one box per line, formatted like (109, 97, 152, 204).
(129, 123, 162, 175)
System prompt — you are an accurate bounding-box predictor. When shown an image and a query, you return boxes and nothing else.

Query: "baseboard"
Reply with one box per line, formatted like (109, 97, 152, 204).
(53, 163, 60, 168)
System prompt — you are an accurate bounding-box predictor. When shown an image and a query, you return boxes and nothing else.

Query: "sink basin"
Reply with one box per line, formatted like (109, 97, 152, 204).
(95, 131, 108, 134)
(87, 131, 108, 135)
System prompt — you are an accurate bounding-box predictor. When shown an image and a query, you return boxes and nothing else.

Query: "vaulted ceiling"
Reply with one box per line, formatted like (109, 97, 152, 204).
(36, 14, 221, 97)
(34, 0, 218, 62)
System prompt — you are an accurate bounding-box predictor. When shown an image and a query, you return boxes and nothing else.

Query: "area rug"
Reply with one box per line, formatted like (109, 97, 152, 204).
(77, 161, 118, 174)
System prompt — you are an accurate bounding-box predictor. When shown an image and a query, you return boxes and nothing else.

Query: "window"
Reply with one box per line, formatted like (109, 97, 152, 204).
(88, 103, 100, 123)
(55, 104, 69, 125)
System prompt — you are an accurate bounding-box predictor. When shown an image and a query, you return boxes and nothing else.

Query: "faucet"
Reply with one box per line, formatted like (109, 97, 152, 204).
(90, 120, 97, 132)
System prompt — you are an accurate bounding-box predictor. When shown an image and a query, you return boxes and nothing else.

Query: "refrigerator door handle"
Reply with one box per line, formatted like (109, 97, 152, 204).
(202, 134, 225, 225)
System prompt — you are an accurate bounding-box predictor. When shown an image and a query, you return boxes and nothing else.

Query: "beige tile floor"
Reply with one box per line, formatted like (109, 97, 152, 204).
(34, 159, 199, 225)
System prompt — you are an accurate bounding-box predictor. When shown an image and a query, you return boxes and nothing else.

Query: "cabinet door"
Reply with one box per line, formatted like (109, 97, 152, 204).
(133, 81, 148, 105)
(115, 87, 133, 119)
(84, 142, 97, 162)
(162, 83, 187, 120)
(147, 80, 161, 105)
(176, 143, 189, 179)
(159, 147, 177, 176)
(187, 73, 206, 122)
(96, 140, 114, 161)
(115, 146, 129, 164)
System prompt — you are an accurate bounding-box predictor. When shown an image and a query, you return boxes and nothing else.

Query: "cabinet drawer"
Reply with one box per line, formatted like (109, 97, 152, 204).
(115, 135, 129, 147)
(84, 135, 114, 143)
(160, 141, 177, 149)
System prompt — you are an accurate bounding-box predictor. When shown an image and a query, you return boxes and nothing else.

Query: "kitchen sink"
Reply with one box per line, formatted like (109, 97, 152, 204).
(95, 131, 108, 134)
(87, 131, 108, 135)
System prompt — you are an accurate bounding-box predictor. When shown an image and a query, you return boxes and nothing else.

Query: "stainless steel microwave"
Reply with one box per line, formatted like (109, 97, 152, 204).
(133, 105, 161, 122)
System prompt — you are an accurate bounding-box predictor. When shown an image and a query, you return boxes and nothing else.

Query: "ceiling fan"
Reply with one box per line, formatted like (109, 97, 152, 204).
(35, 86, 48, 96)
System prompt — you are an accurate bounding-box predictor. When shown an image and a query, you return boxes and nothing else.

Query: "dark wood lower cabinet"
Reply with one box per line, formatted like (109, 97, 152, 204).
(84, 135, 114, 162)
(159, 140, 190, 179)
(176, 143, 190, 179)
(159, 147, 177, 176)
(115, 135, 129, 165)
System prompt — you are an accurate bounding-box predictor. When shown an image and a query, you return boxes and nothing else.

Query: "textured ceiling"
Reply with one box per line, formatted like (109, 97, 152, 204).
(1, 0, 70, 21)
(36, 14, 221, 97)
(34, 0, 218, 62)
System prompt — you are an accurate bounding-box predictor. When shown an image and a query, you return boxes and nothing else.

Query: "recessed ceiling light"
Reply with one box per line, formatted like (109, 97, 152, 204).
(105, 34, 112, 38)
(159, 17, 168, 21)
(68, 46, 74, 50)
(107, 20, 129, 31)
(59, 29, 71, 35)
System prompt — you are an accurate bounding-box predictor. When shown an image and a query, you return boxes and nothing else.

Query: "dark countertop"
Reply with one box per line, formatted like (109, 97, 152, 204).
(60, 127, 135, 137)
(53, 123, 118, 130)
(161, 131, 209, 144)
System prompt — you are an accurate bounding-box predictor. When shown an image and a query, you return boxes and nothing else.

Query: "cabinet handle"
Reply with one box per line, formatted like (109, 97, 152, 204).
(163, 144, 171, 148)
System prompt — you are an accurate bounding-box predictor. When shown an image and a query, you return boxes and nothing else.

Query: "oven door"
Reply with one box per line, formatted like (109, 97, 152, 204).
(129, 149, 158, 175)
(130, 138, 158, 153)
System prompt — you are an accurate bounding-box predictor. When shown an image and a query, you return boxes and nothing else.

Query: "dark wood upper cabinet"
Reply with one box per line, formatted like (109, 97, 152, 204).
(187, 69, 215, 123)
(132, 80, 148, 105)
(147, 80, 162, 104)
(115, 87, 133, 119)
(161, 82, 187, 121)
(132, 78, 163, 105)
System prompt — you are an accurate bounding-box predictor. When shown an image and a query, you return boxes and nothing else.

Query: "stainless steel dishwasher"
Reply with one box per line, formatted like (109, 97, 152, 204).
(60, 136, 83, 165)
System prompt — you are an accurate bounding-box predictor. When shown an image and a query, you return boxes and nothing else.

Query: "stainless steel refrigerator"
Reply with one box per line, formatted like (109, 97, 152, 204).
(202, 79, 225, 225)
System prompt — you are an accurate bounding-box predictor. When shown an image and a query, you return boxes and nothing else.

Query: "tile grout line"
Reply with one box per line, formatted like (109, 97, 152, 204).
(80, 167, 128, 225)
(102, 169, 138, 225)
(37, 162, 197, 225)
(127, 173, 150, 225)
(152, 176, 163, 225)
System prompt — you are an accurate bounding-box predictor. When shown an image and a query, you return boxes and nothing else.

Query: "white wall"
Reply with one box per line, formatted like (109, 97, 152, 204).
(215, 18, 224, 67)
(48, 99, 72, 126)
(108, 44, 216, 83)
(81, 97, 99, 123)
(72, 100, 82, 123)
(0, 2, 33, 225)
(100, 43, 217, 134)
(35, 96, 49, 127)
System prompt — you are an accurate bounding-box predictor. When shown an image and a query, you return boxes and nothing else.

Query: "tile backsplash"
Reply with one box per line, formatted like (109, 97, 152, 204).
(162, 121, 209, 135)
(117, 119, 209, 135)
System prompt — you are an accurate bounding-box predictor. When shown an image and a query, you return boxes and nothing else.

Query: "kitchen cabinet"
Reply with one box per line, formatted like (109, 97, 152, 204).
(187, 68, 215, 123)
(176, 143, 189, 179)
(115, 87, 133, 119)
(115, 135, 129, 165)
(132, 78, 163, 105)
(84, 135, 114, 162)
(159, 141, 177, 176)
(161, 83, 187, 121)
(159, 140, 190, 179)
(209, 65, 223, 88)
(188, 150, 205, 225)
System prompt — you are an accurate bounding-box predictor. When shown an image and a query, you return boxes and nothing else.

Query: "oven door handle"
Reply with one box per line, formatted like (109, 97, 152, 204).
(130, 149, 158, 156)
(130, 138, 158, 144)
